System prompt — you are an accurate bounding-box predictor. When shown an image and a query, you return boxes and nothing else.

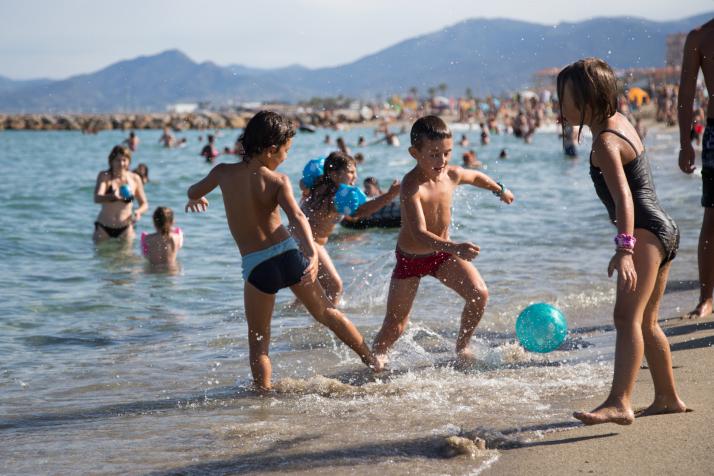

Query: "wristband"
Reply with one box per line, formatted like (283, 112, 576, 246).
(614, 233, 636, 250)
(492, 182, 505, 197)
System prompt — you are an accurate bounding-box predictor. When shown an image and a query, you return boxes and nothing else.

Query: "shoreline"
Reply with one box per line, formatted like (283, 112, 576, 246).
(484, 291, 713, 475)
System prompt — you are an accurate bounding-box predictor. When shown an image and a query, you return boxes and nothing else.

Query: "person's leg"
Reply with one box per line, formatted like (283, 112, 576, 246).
(433, 257, 488, 361)
(93, 223, 109, 242)
(244, 282, 276, 392)
(372, 277, 420, 364)
(689, 207, 714, 318)
(316, 244, 343, 306)
(574, 229, 662, 425)
(290, 279, 381, 371)
(640, 262, 687, 415)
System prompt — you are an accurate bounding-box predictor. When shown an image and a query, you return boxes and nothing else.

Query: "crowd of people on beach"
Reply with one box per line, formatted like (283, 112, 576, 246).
(90, 19, 714, 428)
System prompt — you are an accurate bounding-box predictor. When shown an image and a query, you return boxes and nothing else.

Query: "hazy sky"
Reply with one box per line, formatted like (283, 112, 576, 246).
(1, 0, 711, 79)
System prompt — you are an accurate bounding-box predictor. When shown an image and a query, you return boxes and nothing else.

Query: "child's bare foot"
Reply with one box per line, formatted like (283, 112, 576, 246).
(636, 398, 687, 417)
(573, 401, 634, 426)
(684, 299, 712, 319)
(371, 353, 388, 372)
(456, 348, 477, 368)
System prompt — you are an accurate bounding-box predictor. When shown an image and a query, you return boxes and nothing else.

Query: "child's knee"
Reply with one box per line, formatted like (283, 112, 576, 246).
(313, 306, 341, 325)
(466, 284, 489, 306)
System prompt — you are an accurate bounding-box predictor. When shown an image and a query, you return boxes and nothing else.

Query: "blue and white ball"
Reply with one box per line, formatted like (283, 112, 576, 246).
(119, 184, 134, 200)
(334, 184, 367, 216)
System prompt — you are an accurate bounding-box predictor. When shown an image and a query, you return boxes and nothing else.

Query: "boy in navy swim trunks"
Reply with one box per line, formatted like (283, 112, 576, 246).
(372, 116, 514, 366)
(186, 111, 381, 391)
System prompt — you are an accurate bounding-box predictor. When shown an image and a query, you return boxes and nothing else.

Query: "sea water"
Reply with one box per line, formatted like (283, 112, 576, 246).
(0, 125, 702, 474)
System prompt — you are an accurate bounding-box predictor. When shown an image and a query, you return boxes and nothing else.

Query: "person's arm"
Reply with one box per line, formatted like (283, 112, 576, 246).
(455, 166, 515, 204)
(678, 29, 701, 174)
(401, 181, 479, 260)
(352, 180, 400, 218)
(592, 138, 637, 292)
(93, 172, 119, 203)
(132, 173, 148, 221)
(185, 165, 222, 212)
(276, 175, 318, 283)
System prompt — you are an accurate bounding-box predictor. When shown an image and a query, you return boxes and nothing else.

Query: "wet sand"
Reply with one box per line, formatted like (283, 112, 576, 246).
(489, 300, 714, 475)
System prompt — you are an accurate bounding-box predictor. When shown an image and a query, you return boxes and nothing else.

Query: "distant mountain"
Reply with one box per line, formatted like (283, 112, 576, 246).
(0, 12, 710, 113)
(0, 75, 52, 95)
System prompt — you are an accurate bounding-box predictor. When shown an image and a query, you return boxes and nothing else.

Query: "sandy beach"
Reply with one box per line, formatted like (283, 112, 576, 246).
(489, 290, 714, 475)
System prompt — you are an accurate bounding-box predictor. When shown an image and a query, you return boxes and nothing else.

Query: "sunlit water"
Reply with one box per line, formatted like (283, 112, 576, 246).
(0, 125, 703, 474)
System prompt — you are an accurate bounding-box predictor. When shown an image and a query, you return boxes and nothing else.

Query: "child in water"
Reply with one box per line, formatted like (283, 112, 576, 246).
(141, 207, 183, 265)
(185, 111, 381, 391)
(201, 135, 219, 163)
(558, 58, 686, 425)
(372, 116, 514, 366)
(302, 152, 400, 305)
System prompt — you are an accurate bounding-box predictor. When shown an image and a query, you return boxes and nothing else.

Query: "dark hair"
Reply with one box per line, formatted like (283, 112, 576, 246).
(557, 58, 618, 141)
(207, 134, 215, 143)
(107, 145, 131, 178)
(303, 152, 355, 214)
(133, 163, 149, 183)
(410, 115, 452, 149)
(240, 110, 296, 160)
(153, 207, 174, 236)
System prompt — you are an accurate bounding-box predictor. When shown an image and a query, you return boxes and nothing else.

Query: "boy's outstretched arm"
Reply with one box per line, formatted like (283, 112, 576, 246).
(402, 181, 479, 261)
(456, 166, 514, 204)
(678, 29, 701, 174)
(352, 180, 400, 218)
(277, 176, 319, 283)
(185, 164, 222, 212)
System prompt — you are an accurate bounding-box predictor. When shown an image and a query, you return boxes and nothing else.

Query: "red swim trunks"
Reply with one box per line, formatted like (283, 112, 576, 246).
(392, 247, 452, 279)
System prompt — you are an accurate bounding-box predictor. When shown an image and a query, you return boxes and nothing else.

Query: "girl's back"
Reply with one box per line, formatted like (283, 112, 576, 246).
(142, 230, 182, 265)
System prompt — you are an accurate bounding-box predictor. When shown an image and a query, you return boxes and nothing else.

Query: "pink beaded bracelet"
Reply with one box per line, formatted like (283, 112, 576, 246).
(614, 233, 636, 250)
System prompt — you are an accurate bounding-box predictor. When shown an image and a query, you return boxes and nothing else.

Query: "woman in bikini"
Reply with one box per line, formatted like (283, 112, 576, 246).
(93, 145, 148, 242)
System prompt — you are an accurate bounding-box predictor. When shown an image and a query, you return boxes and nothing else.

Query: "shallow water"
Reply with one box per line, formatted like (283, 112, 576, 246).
(0, 125, 703, 474)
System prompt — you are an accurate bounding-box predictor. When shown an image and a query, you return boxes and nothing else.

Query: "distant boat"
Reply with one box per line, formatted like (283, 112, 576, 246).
(299, 124, 317, 133)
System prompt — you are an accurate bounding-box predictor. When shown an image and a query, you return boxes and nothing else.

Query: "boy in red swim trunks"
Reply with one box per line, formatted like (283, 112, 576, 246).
(373, 116, 514, 365)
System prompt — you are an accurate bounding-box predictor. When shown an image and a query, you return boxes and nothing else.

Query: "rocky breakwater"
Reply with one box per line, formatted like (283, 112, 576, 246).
(0, 113, 251, 132)
(0, 109, 372, 132)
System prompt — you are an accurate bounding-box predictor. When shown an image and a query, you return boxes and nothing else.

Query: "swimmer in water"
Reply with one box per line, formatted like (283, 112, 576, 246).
(141, 206, 183, 266)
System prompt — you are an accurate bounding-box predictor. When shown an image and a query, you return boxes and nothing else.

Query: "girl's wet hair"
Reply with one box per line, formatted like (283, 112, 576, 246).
(153, 207, 174, 236)
(240, 110, 296, 160)
(303, 152, 355, 213)
(410, 115, 452, 149)
(557, 57, 618, 141)
(107, 145, 131, 177)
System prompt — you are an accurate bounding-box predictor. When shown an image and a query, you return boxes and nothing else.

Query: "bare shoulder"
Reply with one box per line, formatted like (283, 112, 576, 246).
(129, 171, 143, 184)
(96, 170, 110, 181)
(400, 169, 421, 196)
(446, 165, 463, 183)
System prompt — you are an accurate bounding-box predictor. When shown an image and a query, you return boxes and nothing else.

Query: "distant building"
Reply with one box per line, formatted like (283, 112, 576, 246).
(167, 103, 198, 113)
(666, 33, 687, 68)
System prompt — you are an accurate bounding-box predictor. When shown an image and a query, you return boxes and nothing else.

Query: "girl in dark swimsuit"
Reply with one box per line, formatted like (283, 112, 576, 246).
(93, 145, 148, 242)
(557, 58, 686, 426)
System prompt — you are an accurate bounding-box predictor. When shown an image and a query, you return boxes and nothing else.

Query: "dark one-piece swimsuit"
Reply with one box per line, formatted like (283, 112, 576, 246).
(95, 185, 133, 238)
(589, 129, 679, 267)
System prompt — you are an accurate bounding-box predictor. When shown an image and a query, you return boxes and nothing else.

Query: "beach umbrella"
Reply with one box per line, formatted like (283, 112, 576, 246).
(627, 87, 649, 106)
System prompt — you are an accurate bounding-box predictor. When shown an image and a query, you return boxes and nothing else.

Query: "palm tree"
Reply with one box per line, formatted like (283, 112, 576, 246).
(409, 86, 418, 100)
(438, 83, 448, 95)
(465, 87, 473, 99)
(427, 87, 436, 99)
